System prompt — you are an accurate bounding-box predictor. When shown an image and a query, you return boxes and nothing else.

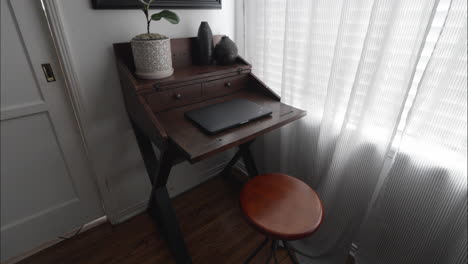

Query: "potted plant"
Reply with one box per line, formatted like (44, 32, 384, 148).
(131, 0, 180, 79)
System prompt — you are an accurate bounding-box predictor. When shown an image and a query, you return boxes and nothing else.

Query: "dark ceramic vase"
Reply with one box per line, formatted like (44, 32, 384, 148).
(197, 22, 213, 65)
(214, 36, 238, 65)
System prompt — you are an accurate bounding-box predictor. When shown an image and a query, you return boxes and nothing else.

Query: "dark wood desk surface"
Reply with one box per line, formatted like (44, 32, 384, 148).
(157, 90, 306, 163)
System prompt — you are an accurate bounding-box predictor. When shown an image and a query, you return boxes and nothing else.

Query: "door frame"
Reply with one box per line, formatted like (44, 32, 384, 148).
(1, 0, 105, 261)
(40, 0, 116, 220)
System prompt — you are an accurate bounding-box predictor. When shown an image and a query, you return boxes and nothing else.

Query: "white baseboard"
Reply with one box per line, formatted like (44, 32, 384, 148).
(111, 160, 230, 224)
(111, 200, 149, 224)
(3, 216, 107, 264)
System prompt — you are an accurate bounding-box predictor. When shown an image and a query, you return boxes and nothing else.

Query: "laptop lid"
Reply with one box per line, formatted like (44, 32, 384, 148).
(185, 99, 273, 134)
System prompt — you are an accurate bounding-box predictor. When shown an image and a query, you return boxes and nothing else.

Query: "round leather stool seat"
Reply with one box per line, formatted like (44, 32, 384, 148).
(240, 173, 323, 241)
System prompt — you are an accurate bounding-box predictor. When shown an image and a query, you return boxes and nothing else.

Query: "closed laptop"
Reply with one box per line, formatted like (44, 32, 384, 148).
(185, 99, 273, 134)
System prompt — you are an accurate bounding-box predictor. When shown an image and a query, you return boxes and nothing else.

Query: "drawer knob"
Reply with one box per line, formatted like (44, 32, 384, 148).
(175, 93, 182, 99)
(225, 82, 232, 88)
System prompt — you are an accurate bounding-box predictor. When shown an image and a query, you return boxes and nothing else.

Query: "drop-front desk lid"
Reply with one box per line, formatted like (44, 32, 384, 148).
(155, 90, 306, 163)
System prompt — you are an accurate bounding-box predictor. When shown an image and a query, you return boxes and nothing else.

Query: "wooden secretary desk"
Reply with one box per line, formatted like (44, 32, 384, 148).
(113, 36, 306, 264)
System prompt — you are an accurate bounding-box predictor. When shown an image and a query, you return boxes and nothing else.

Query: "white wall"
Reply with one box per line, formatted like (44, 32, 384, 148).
(56, 0, 236, 223)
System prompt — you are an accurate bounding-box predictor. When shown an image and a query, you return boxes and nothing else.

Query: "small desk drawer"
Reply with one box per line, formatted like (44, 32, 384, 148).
(145, 83, 202, 112)
(203, 75, 248, 97)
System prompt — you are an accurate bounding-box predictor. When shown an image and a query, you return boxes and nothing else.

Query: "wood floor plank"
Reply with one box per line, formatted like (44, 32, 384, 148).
(17, 175, 351, 264)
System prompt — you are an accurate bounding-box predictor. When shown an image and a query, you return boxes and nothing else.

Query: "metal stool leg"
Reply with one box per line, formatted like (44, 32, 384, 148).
(283, 241, 299, 264)
(265, 240, 274, 264)
(244, 237, 269, 264)
(272, 240, 279, 264)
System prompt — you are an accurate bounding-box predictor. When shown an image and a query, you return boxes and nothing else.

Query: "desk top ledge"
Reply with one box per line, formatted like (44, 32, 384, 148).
(113, 36, 252, 92)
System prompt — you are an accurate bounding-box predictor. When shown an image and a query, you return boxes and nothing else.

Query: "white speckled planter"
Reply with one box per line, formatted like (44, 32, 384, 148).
(131, 38, 174, 79)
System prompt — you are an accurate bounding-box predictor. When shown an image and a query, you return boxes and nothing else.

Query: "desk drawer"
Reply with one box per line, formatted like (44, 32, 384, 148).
(203, 75, 248, 97)
(145, 83, 202, 112)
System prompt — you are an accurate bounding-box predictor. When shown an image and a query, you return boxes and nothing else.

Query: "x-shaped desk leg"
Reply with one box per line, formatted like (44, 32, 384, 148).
(132, 120, 260, 264)
(220, 140, 259, 179)
(131, 120, 192, 264)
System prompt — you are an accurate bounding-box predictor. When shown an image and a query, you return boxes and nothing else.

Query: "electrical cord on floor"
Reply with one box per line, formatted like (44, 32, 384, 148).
(57, 224, 84, 240)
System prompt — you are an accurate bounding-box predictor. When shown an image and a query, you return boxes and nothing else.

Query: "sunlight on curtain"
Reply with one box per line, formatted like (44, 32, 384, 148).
(241, 0, 467, 262)
(244, 0, 467, 263)
(356, 0, 467, 262)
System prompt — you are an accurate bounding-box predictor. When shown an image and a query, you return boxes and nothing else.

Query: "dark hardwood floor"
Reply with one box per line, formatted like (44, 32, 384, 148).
(18, 175, 354, 264)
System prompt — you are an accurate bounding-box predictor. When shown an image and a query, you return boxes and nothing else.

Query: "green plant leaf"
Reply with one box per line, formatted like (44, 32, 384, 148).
(151, 10, 180, 24)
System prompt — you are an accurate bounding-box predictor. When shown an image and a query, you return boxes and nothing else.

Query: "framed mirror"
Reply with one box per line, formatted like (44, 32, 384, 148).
(92, 0, 222, 9)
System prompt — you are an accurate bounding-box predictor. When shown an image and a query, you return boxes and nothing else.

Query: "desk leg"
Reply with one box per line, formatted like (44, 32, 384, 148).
(220, 140, 259, 179)
(131, 121, 192, 264)
(240, 142, 259, 178)
(219, 147, 243, 177)
(130, 120, 158, 185)
(150, 186, 192, 264)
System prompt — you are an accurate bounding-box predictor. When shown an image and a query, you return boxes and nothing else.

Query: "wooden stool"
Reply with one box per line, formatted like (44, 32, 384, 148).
(240, 173, 324, 264)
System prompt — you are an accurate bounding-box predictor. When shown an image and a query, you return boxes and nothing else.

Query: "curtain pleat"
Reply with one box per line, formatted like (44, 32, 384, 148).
(356, 0, 467, 263)
(245, 0, 440, 260)
(243, 0, 466, 263)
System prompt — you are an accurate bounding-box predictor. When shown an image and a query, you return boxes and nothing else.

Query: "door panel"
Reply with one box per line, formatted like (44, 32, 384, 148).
(0, 0, 104, 261)
(1, 113, 77, 225)
(0, 0, 43, 109)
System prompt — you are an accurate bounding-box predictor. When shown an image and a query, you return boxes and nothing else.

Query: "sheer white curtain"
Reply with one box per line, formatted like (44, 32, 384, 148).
(242, 0, 466, 263)
(356, 0, 467, 263)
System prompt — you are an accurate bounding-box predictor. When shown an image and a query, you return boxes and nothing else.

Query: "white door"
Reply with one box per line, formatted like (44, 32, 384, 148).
(1, 0, 104, 261)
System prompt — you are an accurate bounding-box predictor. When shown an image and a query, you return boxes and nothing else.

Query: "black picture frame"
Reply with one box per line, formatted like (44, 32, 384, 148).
(92, 0, 222, 9)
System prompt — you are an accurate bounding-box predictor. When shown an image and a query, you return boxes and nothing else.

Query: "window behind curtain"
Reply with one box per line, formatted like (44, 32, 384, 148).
(244, 0, 464, 158)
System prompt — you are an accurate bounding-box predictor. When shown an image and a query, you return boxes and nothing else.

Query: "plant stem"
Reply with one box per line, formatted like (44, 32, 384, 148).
(145, 2, 150, 34)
